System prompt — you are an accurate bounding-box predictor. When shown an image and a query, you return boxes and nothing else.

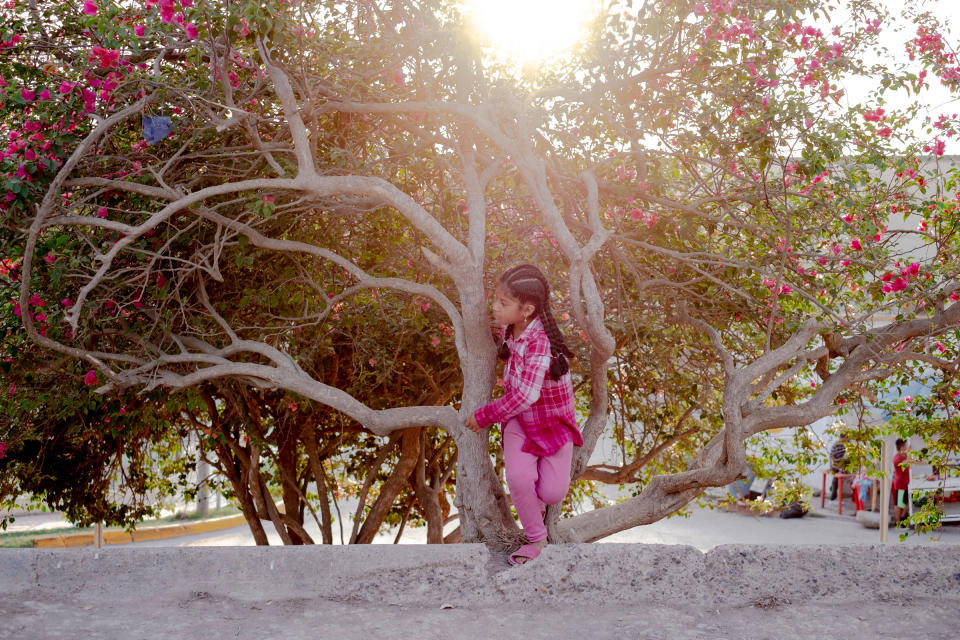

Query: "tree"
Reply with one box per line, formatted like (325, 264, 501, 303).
(3, 0, 959, 544)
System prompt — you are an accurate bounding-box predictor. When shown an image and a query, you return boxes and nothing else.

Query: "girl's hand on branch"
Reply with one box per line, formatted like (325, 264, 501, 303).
(465, 413, 484, 433)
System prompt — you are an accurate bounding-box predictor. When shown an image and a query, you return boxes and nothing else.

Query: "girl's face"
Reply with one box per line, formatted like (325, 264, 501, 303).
(492, 283, 535, 326)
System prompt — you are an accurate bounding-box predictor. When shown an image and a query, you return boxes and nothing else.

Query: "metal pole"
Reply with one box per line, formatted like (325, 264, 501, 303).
(879, 438, 890, 543)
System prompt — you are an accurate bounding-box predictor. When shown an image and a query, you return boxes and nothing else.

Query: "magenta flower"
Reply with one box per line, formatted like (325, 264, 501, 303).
(61, 297, 73, 308)
(849, 238, 862, 251)
(97, 206, 108, 218)
(0, 442, 6, 458)
(58, 81, 73, 94)
(84, 370, 98, 386)
(185, 22, 199, 39)
(20, 88, 35, 101)
(134, 24, 146, 37)
(82, 0, 97, 15)
(38, 89, 51, 101)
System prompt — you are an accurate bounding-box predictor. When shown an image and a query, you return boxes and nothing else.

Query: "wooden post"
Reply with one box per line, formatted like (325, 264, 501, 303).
(94, 522, 104, 549)
(879, 438, 890, 543)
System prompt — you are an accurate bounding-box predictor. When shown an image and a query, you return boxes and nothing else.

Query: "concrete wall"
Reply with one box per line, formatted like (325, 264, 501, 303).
(2, 544, 958, 607)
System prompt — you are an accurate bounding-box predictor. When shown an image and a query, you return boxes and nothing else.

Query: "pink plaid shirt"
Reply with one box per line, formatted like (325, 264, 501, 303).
(473, 317, 581, 457)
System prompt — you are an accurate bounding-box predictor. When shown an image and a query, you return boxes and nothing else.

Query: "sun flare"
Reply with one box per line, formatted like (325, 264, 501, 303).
(462, 0, 598, 63)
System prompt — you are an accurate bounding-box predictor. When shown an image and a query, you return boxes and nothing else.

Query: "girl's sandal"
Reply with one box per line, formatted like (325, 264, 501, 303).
(508, 543, 542, 566)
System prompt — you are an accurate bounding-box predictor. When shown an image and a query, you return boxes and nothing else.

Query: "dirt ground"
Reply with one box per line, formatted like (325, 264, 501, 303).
(1, 587, 956, 640)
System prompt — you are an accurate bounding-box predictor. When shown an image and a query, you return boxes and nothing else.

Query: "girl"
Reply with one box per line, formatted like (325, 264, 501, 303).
(465, 264, 582, 565)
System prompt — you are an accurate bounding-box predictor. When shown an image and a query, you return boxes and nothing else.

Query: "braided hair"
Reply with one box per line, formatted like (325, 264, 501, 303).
(496, 264, 574, 380)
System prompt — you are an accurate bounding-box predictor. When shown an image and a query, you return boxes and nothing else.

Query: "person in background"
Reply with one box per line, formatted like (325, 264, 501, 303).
(828, 433, 849, 501)
(892, 438, 912, 526)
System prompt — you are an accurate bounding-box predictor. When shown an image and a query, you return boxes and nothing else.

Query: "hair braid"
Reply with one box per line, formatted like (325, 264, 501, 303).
(540, 301, 573, 379)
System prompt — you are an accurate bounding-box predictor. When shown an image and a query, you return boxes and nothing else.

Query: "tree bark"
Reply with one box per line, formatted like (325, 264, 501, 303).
(277, 425, 304, 544)
(303, 425, 334, 545)
(413, 429, 445, 544)
(355, 428, 421, 544)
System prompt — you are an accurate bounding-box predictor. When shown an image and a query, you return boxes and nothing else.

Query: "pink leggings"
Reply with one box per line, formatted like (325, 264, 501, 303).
(503, 418, 574, 543)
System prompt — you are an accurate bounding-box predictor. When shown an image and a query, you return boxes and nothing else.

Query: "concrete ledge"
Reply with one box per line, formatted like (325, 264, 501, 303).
(2, 544, 958, 607)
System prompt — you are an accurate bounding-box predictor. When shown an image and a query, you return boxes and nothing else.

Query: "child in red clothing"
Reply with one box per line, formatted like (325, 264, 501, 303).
(892, 438, 911, 525)
(465, 264, 581, 565)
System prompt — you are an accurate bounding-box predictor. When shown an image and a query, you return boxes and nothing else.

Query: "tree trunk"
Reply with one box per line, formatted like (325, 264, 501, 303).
(214, 442, 269, 545)
(414, 429, 445, 544)
(277, 426, 304, 544)
(453, 277, 522, 546)
(248, 441, 294, 545)
(303, 426, 334, 544)
(355, 428, 421, 543)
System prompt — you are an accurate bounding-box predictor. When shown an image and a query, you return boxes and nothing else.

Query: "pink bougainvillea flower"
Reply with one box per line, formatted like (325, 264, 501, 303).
(61, 297, 73, 307)
(181, 0, 194, 6)
(38, 89, 51, 101)
(82, 0, 97, 15)
(97, 206, 108, 218)
(90, 46, 120, 68)
(84, 370, 98, 386)
(0, 442, 6, 458)
(58, 81, 73, 94)
(430, 336, 441, 347)
(134, 24, 146, 37)
(185, 22, 199, 39)
(904, 396, 913, 403)
(20, 88, 35, 101)
(849, 237, 862, 251)
(936, 342, 946, 352)
(156, 273, 167, 287)
(876, 126, 893, 138)
(43, 253, 56, 263)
